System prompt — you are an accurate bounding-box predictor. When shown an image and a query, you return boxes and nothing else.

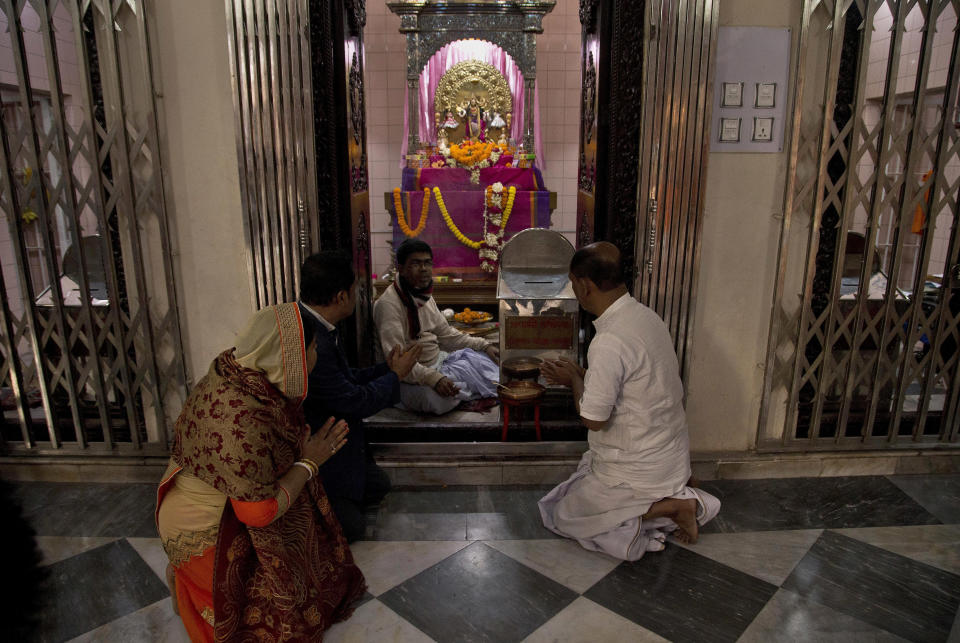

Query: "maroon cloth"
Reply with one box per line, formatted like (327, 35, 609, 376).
(393, 279, 432, 339)
(391, 189, 553, 270)
(172, 351, 366, 641)
(403, 167, 546, 191)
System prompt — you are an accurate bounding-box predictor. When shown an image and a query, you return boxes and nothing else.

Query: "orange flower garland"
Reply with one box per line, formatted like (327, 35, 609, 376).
(433, 185, 517, 255)
(433, 187, 482, 249)
(392, 187, 430, 238)
(449, 141, 495, 167)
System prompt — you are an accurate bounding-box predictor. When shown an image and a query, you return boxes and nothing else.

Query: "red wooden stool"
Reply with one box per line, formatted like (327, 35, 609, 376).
(500, 395, 542, 441)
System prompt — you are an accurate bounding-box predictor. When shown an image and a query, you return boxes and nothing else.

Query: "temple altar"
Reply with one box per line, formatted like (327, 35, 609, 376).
(386, 166, 554, 275)
(385, 1, 557, 276)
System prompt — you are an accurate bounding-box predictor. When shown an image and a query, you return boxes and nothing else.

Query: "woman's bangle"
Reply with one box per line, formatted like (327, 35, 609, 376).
(300, 457, 320, 475)
(292, 461, 314, 480)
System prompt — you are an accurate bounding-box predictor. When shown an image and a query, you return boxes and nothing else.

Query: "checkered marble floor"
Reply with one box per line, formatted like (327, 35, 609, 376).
(10, 473, 960, 642)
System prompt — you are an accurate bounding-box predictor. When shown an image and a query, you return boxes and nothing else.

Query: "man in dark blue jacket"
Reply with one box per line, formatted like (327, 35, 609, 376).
(299, 251, 421, 542)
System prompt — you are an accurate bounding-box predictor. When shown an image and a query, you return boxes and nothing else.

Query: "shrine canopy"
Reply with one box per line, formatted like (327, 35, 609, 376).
(402, 39, 543, 166)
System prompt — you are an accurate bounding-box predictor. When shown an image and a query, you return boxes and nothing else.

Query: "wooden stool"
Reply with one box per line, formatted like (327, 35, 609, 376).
(500, 395, 542, 441)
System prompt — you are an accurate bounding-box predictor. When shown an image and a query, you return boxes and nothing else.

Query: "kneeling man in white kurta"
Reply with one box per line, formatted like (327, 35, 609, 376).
(539, 242, 720, 561)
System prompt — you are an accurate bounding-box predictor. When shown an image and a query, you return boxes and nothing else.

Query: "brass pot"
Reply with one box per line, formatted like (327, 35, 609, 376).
(502, 356, 542, 380)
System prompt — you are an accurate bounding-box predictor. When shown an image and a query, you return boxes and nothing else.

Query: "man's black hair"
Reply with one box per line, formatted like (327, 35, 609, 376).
(300, 251, 355, 306)
(569, 246, 625, 292)
(396, 238, 433, 267)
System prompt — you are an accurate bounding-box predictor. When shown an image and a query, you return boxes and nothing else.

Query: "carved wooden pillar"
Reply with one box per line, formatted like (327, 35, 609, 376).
(577, 0, 644, 289)
(306, 0, 373, 364)
(407, 76, 420, 152)
(523, 78, 536, 152)
(343, 2, 374, 366)
(576, 1, 601, 251)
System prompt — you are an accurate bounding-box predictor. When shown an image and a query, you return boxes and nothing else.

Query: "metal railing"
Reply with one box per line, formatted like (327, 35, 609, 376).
(225, 0, 318, 309)
(760, 0, 960, 450)
(0, 0, 185, 455)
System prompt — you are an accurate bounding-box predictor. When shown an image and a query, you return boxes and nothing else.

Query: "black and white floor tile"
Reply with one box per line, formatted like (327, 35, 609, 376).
(8, 473, 960, 642)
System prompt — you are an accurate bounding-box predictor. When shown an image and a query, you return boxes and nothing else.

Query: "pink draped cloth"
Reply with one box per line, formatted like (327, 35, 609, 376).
(401, 39, 544, 169)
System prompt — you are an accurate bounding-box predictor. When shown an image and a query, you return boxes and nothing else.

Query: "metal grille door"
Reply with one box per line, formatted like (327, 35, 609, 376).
(634, 0, 719, 379)
(0, 0, 186, 454)
(225, 0, 318, 308)
(760, 0, 960, 450)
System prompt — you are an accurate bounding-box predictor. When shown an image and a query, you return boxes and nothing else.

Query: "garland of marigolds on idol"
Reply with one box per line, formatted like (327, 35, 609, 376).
(449, 141, 494, 166)
(393, 187, 430, 237)
(478, 182, 516, 272)
(441, 140, 502, 184)
(432, 184, 517, 271)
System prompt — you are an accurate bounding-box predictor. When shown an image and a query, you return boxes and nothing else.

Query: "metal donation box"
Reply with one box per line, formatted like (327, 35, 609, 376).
(497, 229, 579, 382)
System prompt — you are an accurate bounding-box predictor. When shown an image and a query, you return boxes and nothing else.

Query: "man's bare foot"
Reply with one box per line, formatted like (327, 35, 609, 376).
(643, 497, 699, 544)
(670, 498, 699, 544)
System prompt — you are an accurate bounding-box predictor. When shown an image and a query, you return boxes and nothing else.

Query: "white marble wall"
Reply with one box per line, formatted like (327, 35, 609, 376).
(684, 0, 803, 452)
(150, 0, 251, 382)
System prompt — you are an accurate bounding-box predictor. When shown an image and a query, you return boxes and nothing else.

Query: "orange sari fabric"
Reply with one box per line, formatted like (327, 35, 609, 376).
(175, 547, 216, 643)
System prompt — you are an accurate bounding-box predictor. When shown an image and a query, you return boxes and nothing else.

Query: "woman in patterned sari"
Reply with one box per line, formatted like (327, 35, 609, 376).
(157, 303, 366, 642)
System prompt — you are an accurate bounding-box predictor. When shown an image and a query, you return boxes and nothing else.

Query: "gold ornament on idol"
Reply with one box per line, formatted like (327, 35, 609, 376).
(393, 187, 430, 238)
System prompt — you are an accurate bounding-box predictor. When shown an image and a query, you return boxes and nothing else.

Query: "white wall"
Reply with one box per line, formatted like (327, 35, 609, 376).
(684, 1, 802, 452)
(363, 1, 406, 276)
(536, 1, 581, 247)
(150, 0, 251, 383)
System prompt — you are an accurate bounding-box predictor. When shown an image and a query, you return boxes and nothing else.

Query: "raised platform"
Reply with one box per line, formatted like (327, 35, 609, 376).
(2, 447, 957, 485)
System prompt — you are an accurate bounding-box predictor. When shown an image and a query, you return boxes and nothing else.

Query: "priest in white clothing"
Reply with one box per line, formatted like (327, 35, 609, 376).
(538, 241, 720, 560)
(374, 239, 500, 415)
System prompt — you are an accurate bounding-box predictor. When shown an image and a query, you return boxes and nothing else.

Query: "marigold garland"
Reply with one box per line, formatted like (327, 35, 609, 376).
(449, 141, 494, 166)
(432, 185, 517, 255)
(433, 186, 481, 249)
(500, 186, 517, 228)
(393, 187, 429, 237)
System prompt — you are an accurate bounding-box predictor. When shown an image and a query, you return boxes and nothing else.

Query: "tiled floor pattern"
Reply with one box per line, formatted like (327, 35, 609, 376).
(9, 473, 960, 642)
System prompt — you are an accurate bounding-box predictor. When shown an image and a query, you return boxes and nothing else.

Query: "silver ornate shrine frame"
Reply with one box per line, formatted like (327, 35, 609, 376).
(387, 0, 556, 153)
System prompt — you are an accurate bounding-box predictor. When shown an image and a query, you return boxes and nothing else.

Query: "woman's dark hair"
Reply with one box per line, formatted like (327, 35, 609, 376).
(300, 251, 355, 306)
(396, 239, 433, 267)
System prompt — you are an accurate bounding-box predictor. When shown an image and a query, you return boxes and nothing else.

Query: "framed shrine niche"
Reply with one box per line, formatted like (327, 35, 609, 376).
(382, 1, 558, 286)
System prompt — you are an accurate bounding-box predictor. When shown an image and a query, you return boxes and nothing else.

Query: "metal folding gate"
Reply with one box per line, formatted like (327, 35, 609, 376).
(225, 0, 319, 309)
(0, 0, 186, 454)
(634, 0, 719, 379)
(760, 0, 960, 449)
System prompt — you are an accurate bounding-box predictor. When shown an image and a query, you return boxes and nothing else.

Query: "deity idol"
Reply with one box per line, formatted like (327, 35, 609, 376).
(467, 104, 485, 141)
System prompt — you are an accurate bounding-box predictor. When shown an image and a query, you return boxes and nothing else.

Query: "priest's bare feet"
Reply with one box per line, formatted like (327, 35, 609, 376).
(643, 497, 699, 544)
(668, 498, 698, 543)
